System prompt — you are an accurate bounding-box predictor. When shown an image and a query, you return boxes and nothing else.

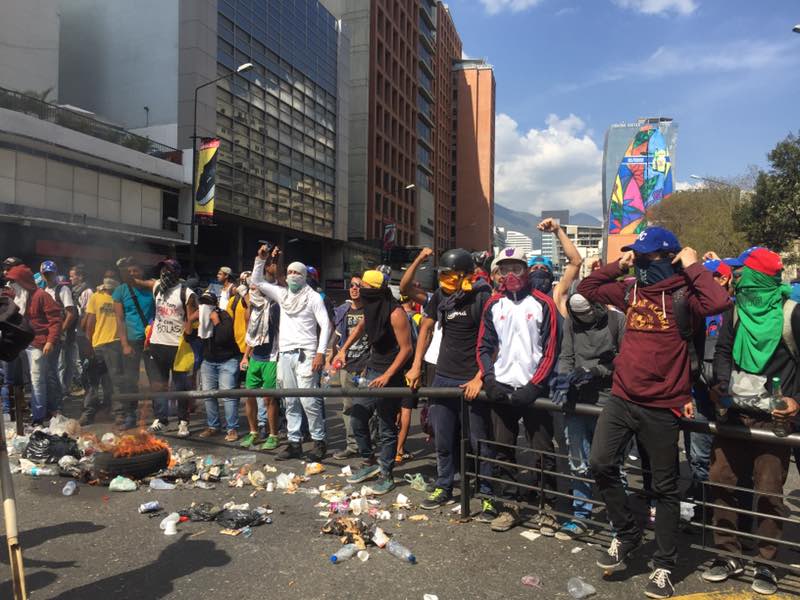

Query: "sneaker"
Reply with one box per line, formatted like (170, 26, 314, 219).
(596, 536, 642, 571)
(176, 420, 190, 438)
(305, 440, 326, 462)
(644, 568, 674, 599)
(259, 435, 279, 451)
(475, 498, 499, 523)
(333, 448, 359, 460)
(198, 427, 220, 439)
(702, 558, 744, 583)
(239, 432, 262, 448)
(370, 476, 396, 496)
(276, 442, 302, 461)
(148, 419, 165, 433)
(420, 487, 453, 510)
(346, 463, 381, 484)
(555, 520, 590, 541)
(534, 511, 559, 537)
(224, 430, 238, 442)
(490, 507, 520, 532)
(751, 565, 778, 595)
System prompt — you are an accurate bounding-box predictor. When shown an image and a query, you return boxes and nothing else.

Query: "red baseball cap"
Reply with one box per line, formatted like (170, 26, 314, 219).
(743, 247, 783, 277)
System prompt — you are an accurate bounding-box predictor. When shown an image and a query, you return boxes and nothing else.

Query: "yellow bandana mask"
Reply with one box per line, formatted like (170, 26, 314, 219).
(438, 272, 472, 295)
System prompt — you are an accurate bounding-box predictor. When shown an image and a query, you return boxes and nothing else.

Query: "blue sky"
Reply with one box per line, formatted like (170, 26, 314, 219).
(446, 0, 800, 217)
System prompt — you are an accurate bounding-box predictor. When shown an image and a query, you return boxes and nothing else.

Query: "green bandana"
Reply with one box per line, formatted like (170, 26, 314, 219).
(732, 266, 790, 374)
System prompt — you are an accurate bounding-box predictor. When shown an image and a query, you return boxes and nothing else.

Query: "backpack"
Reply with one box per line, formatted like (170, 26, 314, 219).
(623, 282, 702, 381)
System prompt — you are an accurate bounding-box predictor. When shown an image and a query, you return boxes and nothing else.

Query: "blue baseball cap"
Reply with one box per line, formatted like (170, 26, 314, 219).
(703, 259, 732, 278)
(722, 257, 744, 269)
(621, 227, 681, 254)
(40, 260, 57, 273)
(527, 255, 554, 271)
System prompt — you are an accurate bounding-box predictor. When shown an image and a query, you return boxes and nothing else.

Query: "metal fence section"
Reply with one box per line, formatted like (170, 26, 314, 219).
(0, 86, 183, 164)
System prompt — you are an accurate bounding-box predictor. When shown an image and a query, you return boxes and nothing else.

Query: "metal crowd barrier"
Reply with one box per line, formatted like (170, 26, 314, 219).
(110, 386, 800, 580)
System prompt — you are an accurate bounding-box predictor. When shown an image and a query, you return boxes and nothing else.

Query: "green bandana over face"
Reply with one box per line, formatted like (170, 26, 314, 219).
(732, 266, 791, 374)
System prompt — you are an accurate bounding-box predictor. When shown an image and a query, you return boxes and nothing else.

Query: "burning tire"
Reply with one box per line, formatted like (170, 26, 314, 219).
(94, 448, 170, 480)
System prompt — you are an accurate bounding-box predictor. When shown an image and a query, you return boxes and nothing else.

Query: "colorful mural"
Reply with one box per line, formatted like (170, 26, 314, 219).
(608, 124, 674, 234)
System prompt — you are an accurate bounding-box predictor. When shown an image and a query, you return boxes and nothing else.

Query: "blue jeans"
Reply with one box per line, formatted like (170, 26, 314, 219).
(201, 357, 241, 431)
(1, 357, 23, 415)
(565, 412, 596, 521)
(277, 350, 324, 443)
(351, 368, 401, 477)
(686, 384, 715, 493)
(58, 334, 78, 397)
(25, 347, 47, 422)
(429, 373, 495, 495)
(45, 341, 62, 414)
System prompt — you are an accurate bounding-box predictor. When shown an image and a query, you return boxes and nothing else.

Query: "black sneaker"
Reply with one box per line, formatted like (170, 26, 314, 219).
(305, 440, 326, 462)
(596, 536, 642, 572)
(420, 487, 453, 510)
(751, 565, 778, 595)
(475, 498, 499, 523)
(332, 448, 359, 460)
(644, 568, 674, 599)
(702, 558, 744, 583)
(276, 442, 302, 461)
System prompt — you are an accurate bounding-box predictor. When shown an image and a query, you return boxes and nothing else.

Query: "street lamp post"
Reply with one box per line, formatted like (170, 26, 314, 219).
(189, 61, 253, 275)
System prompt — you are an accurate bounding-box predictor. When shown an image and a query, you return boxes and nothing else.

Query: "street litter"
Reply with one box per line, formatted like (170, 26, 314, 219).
(305, 462, 325, 476)
(403, 473, 427, 492)
(571, 546, 583, 554)
(450, 504, 461, 514)
(22, 430, 81, 464)
(394, 493, 410, 508)
(340, 465, 352, 477)
(149, 478, 176, 490)
(357, 550, 370, 562)
(423, 595, 439, 600)
(567, 577, 596, 599)
(139, 501, 161, 514)
(519, 530, 541, 542)
(108, 475, 137, 492)
(521, 574, 542, 588)
(408, 514, 429, 522)
(160, 513, 180, 536)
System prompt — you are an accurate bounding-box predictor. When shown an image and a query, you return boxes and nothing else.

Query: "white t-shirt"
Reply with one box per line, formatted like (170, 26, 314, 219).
(45, 285, 75, 310)
(150, 282, 195, 347)
(219, 284, 233, 311)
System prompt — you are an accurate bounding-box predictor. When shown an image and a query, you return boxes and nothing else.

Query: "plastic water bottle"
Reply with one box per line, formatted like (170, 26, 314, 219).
(567, 577, 596, 598)
(62, 481, 78, 496)
(385, 539, 416, 564)
(716, 395, 733, 422)
(352, 375, 369, 388)
(321, 371, 332, 386)
(149, 478, 176, 490)
(770, 376, 791, 438)
(23, 464, 58, 477)
(330, 543, 358, 563)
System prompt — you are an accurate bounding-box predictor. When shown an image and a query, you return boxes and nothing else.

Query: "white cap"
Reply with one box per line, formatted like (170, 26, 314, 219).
(491, 247, 527, 271)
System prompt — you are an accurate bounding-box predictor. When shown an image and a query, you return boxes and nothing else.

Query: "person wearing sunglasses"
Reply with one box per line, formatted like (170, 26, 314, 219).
(477, 247, 560, 534)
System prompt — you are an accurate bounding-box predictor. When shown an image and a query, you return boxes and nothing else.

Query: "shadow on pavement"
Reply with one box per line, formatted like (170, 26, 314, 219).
(0, 521, 105, 569)
(50, 533, 231, 600)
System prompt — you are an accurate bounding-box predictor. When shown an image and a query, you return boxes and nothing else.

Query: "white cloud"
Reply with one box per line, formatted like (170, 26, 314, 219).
(612, 0, 697, 15)
(480, 0, 544, 15)
(494, 113, 603, 216)
(555, 7, 578, 16)
(675, 180, 705, 191)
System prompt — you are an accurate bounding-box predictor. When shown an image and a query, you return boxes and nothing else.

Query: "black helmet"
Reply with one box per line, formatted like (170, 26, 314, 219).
(438, 249, 474, 274)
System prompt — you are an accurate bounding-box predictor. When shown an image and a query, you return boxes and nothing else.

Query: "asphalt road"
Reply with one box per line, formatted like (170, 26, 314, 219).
(1, 399, 799, 600)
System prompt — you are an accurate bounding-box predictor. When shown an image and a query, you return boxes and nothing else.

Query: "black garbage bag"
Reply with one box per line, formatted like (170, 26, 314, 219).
(157, 462, 197, 481)
(22, 430, 81, 464)
(180, 502, 224, 522)
(215, 508, 270, 529)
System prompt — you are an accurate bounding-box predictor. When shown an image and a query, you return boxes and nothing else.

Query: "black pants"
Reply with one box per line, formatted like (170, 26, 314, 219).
(491, 403, 556, 501)
(83, 342, 125, 421)
(589, 395, 681, 570)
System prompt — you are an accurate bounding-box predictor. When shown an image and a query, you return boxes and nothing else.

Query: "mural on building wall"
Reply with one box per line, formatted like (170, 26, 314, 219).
(608, 124, 674, 235)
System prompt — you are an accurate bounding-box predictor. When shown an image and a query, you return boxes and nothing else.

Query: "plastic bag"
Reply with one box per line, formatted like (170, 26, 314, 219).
(172, 335, 195, 373)
(181, 502, 224, 522)
(22, 430, 81, 464)
(215, 508, 270, 529)
(157, 462, 197, 481)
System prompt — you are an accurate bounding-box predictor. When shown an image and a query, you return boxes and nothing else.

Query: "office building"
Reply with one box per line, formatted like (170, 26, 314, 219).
(503, 230, 533, 256)
(564, 223, 603, 278)
(540, 209, 570, 276)
(0, 2, 189, 270)
(454, 58, 495, 252)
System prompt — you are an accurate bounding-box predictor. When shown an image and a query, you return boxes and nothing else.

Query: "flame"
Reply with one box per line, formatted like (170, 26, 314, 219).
(112, 431, 171, 461)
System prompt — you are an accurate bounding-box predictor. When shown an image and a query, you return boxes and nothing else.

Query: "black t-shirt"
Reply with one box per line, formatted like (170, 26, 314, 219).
(424, 288, 490, 380)
(345, 308, 370, 372)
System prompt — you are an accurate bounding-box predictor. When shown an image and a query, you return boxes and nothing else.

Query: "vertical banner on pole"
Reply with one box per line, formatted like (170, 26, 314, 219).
(194, 137, 220, 224)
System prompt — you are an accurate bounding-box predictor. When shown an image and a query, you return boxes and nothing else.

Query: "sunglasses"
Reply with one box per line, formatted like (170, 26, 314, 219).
(349, 282, 361, 289)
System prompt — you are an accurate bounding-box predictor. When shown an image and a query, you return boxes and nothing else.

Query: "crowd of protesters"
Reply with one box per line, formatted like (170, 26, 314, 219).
(2, 216, 800, 598)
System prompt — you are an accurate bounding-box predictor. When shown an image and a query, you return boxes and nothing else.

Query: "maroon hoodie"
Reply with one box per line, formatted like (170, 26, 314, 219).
(577, 260, 731, 409)
(6, 266, 62, 350)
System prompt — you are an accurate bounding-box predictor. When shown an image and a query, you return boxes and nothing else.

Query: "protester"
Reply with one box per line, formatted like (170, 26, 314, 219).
(335, 269, 413, 495)
(40, 260, 77, 414)
(396, 294, 421, 464)
(579, 227, 731, 599)
(82, 272, 125, 427)
(331, 275, 370, 460)
(251, 245, 331, 461)
(477, 247, 560, 533)
(552, 293, 624, 539)
(197, 290, 242, 441)
(216, 266, 236, 310)
(227, 270, 249, 357)
(406, 249, 496, 516)
(136, 258, 198, 437)
(68, 264, 92, 392)
(240, 251, 281, 450)
(2, 257, 27, 417)
(6, 265, 62, 425)
(534, 217, 584, 316)
(704, 248, 800, 595)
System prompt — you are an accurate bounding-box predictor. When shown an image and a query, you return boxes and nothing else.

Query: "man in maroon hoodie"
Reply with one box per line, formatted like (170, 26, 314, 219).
(579, 227, 731, 599)
(6, 265, 62, 425)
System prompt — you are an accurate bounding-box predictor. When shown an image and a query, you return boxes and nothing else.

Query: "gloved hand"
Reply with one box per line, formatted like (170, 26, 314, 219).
(568, 367, 594, 388)
(510, 382, 543, 407)
(483, 373, 510, 404)
(551, 373, 570, 408)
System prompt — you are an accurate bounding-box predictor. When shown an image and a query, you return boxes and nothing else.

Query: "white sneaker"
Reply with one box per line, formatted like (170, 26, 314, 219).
(148, 419, 164, 433)
(177, 420, 190, 438)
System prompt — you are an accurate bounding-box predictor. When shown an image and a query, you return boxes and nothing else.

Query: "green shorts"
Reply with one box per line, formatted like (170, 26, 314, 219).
(245, 359, 277, 389)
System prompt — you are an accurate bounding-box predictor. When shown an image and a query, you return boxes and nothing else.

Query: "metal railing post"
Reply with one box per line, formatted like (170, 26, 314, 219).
(459, 395, 471, 520)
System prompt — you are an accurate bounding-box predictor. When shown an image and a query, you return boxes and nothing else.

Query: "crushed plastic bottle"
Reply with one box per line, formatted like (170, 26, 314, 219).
(230, 453, 257, 467)
(567, 577, 596, 599)
(22, 463, 58, 477)
(149, 478, 176, 491)
(385, 539, 416, 564)
(352, 375, 369, 387)
(61, 481, 78, 496)
(330, 543, 358, 564)
(109, 476, 137, 492)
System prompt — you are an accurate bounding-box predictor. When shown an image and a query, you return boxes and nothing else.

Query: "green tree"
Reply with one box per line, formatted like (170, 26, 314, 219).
(736, 132, 800, 252)
(648, 186, 748, 257)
